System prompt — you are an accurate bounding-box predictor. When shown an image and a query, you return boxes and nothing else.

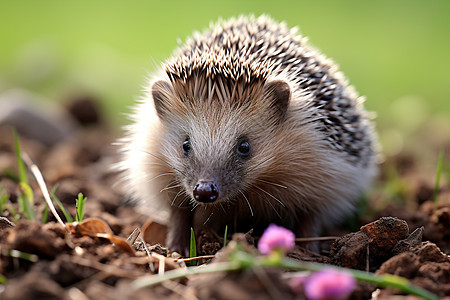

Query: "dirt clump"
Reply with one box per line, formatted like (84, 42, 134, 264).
(376, 242, 450, 298)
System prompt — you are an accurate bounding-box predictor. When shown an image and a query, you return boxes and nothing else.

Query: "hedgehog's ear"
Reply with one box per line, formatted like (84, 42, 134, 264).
(151, 80, 174, 119)
(263, 80, 291, 122)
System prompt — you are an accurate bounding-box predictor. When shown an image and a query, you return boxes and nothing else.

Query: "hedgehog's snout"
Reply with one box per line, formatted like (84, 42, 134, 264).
(193, 180, 219, 203)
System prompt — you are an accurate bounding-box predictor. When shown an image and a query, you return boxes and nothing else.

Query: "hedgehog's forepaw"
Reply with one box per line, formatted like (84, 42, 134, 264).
(166, 207, 193, 257)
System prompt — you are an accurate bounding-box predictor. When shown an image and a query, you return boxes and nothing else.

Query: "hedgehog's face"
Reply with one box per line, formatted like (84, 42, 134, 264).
(175, 116, 253, 205)
(150, 78, 291, 208)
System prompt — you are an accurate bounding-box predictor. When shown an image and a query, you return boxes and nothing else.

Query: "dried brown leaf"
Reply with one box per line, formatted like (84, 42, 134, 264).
(141, 219, 168, 246)
(67, 218, 135, 256)
(97, 233, 136, 256)
(67, 218, 113, 237)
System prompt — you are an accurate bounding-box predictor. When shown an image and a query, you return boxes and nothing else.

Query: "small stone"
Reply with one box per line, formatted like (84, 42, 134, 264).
(0, 89, 77, 146)
(66, 95, 102, 125)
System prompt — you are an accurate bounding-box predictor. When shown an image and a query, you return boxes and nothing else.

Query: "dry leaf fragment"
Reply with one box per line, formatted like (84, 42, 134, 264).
(96, 233, 136, 256)
(67, 218, 113, 237)
(141, 219, 168, 246)
(67, 218, 135, 256)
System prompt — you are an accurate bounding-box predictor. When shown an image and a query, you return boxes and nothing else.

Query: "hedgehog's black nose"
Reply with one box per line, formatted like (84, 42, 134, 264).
(193, 181, 219, 203)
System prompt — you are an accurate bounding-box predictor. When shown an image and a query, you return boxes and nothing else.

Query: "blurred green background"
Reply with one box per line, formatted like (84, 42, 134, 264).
(1, 0, 449, 158)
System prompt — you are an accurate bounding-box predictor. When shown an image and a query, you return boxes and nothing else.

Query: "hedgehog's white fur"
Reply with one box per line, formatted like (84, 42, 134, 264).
(116, 15, 378, 252)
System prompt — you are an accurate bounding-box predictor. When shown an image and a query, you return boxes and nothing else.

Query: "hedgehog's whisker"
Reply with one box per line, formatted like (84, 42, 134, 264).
(248, 155, 276, 172)
(136, 149, 185, 176)
(250, 183, 286, 208)
(264, 198, 282, 219)
(147, 172, 176, 182)
(171, 189, 184, 206)
(255, 179, 288, 189)
(203, 212, 213, 225)
(138, 162, 171, 167)
(160, 184, 182, 193)
(239, 191, 254, 217)
(249, 186, 282, 219)
(177, 195, 190, 208)
(136, 149, 169, 165)
(219, 202, 227, 214)
(191, 202, 199, 211)
(160, 181, 181, 193)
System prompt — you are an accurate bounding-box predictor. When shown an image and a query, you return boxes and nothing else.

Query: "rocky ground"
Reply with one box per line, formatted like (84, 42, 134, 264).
(0, 96, 449, 299)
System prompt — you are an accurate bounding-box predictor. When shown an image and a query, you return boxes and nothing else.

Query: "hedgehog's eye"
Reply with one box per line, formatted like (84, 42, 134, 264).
(182, 138, 191, 156)
(236, 139, 251, 157)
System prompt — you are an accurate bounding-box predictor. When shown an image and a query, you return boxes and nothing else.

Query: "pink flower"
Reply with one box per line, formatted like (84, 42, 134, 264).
(258, 224, 295, 254)
(299, 268, 356, 300)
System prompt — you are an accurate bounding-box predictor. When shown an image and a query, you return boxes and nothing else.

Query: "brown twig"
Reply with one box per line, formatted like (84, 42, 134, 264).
(175, 255, 216, 263)
(295, 236, 339, 242)
(151, 252, 167, 275)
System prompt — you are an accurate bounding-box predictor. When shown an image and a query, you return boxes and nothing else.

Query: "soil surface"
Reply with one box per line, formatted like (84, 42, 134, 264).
(0, 98, 449, 299)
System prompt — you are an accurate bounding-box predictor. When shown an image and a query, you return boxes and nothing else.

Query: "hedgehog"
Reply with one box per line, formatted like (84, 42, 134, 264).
(117, 15, 378, 255)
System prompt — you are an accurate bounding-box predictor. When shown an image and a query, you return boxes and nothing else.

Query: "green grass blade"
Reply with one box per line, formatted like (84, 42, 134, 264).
(0, 187, 9, 213)
(433, 149, 444, 204)
(50, 185, 73, 223)
(42, 203, 49, 223)
(75, 193, 86, 222)
(18, 182, 35, 220)
(6, 204, 19, 222)
(13, 130, 35, 220)
(223, 225, 228, 248)
(0, 274, 7, 284)
(13, 129, 28, 185)
(189, 227, 197, 266)
(5, 249, 38, 263)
